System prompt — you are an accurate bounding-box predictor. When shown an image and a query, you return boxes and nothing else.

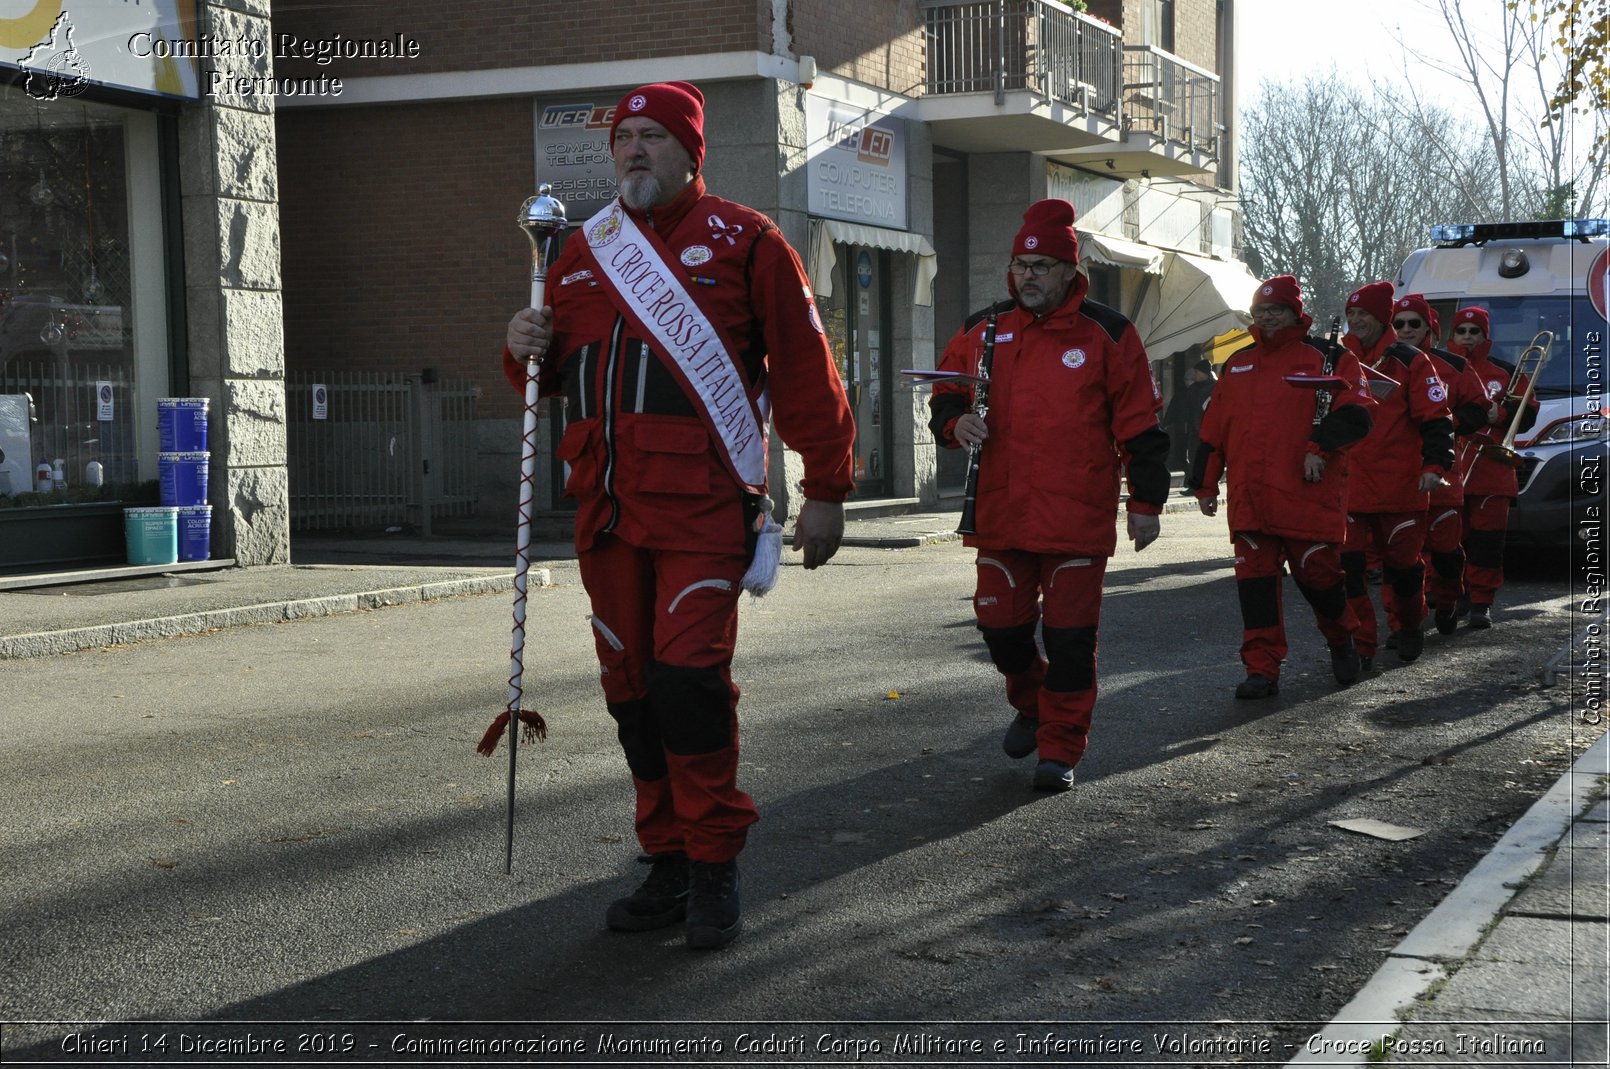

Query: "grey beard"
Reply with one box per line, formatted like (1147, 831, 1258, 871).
(619, 173, 662, 211)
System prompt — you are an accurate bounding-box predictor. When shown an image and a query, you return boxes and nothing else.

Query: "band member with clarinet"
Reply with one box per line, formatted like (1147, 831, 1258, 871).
(502, 82, 855, 949)
(1188, 275, 1376, 699)
(1448, 306, 1539, 629)
(928, 199, 1169, 793)
(1388, 295, 1491, 635)
(1337, 281, 1455, 668)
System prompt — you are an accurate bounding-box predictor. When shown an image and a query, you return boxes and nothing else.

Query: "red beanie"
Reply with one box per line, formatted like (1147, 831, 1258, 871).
(1346, 281, 1395, 326)
(610, 81, 706, 171)
(1253, 274, 1304, 314)
(1394, 294, 1435, 330)
(1451, 305, 1490, 337)
(1012, 199, 1080, 263)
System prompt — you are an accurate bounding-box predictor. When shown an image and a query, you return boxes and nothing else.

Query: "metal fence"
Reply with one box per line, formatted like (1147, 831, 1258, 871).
(0, 359, 140, 492)
(1122, 44, 1220, 157)
(923, 0, 1124, 116)
(286, 370, 478, 533)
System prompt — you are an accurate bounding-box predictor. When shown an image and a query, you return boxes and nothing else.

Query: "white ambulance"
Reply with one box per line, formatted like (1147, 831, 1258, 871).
(1395, 219, 1608, 547)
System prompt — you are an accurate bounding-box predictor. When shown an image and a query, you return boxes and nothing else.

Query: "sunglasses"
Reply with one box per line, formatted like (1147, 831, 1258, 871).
(1392, 318, 1424, 330)
(1453, 325, 1485, 334)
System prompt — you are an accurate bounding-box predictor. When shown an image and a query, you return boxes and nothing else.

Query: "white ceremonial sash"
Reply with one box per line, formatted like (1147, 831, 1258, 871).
(582, 199, 767, 491)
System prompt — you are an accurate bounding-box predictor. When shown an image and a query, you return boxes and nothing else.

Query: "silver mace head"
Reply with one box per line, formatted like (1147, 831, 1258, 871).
(518, 183, 568, 249)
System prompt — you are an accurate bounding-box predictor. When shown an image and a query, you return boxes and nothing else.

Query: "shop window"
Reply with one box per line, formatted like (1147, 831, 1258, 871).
(0, 96, 166, 506)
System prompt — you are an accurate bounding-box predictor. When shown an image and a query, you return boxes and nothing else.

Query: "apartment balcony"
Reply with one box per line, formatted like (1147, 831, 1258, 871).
(917, 0, 1221, 178)
(917, 0, 1122, 153)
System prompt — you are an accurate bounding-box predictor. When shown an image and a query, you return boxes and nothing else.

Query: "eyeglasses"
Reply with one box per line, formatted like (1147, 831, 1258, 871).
(1009, 259, 1059, 278)
(1250, 304, 1294, 318)
(1392, 318, 1424, 330)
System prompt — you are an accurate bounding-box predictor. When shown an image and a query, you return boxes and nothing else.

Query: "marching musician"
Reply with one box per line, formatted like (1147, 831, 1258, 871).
(1447, 306, 1540, 628)
(1337, 281, 1455, 667)
(502, 82, 855, 949)
(1388, 296, 1491, 635)
(927, 199, 1169, 793)
(1189, 275, 1376, 700)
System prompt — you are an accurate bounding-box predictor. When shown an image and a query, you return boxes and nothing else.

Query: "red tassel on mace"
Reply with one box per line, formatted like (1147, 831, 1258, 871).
(476, 709, 548, 756)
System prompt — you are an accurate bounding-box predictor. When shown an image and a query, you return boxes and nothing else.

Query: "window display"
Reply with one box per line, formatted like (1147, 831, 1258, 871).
(0, 95, 161, 507)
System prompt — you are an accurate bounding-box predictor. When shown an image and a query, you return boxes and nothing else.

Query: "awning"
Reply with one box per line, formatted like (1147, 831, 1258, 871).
(808, 219, 938, 307)
(1079, 231, 1164, 275)
(1207, 327, 1252, 366)
(1135, 251, 1258, 352)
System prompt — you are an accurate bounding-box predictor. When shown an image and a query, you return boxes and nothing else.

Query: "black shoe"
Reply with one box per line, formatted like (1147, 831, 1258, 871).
(1330, 642, 1361, 685)
(1002, 713, 1039, 759)
(1234, 674, 1279, 699)
(1384, 631, 1399, 650)
(605, 852, 689, 932)
(1360, 655, 1374, 673)
(1455, 595, 1471, 620)
(1434, 604, 1458, 634)
(685, 859, 742, 949)
(1396, 627, 1424, 662)
(1469, 605, 1492, 630)
(1031, 759, 1075, 793)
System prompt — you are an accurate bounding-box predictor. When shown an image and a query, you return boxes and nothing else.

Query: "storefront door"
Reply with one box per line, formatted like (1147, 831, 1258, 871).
(824, 244, 893, 499)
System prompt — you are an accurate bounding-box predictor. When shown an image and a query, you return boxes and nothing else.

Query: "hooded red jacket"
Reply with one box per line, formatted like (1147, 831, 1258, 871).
(1420, 346, 1495, 507)
(502, 178, 855, 553)
(1195, 319, 1376, 543)
(929, 270, 1168, 556)
(1343, 330, 1455, 513)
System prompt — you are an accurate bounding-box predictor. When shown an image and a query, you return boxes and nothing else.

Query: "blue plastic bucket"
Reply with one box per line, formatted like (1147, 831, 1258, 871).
(178, 505, 212, 562)
(157, 398, 209, 453)
(159, 451, 209, 507)
(124, 507, 179, 565)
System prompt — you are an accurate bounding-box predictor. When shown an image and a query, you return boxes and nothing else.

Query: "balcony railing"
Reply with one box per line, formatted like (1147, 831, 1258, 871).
(1122, 44, 1220, 157)
(923, 0, 1123, 117)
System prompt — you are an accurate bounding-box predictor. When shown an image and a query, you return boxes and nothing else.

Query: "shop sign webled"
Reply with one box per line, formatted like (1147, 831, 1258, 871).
(806, 97, 907, 230)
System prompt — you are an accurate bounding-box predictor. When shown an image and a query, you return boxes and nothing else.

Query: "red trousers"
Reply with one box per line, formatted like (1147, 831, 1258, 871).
(1462, 495, 1512, 607)
(973, 548, 1106, 767)
(578, 534, 756, 863)
(1343, 511, 1427, 657)
(1422, 504, 1466, 611)
(1231, 531, 1357, 680)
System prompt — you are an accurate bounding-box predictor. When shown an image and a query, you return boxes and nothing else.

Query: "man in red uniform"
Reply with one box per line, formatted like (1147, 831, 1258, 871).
(1190, 275, 1376, 699)
(504, 82, 855, 949)
(1388, 295, 1491, 634)
(1448, 306, 1539, 628)
(928, 199, 1170, 792)
(1337, 282, 1454, 666)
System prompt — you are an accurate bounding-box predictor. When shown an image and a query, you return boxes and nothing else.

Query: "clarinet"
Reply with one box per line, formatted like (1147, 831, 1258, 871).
(956, 313, 999, 536)
(1312, 314, 1341, 426)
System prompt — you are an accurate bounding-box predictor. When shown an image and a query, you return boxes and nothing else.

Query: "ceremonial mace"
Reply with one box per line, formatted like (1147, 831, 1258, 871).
(476, 184, 567, 875)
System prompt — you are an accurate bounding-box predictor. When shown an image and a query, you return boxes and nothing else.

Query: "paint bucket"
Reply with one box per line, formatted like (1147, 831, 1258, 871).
(124, 507, 179, 565)
(178, 505, 212, 562)
(159, 451, 209, 507)
(157, 398, 209, 453)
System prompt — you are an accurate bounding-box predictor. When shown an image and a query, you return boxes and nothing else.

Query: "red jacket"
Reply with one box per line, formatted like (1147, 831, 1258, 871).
(1453, 338, 1539, 499)
(1343, 331, 1455, 514)
(502, 179, 854, 553)
(1421, 346, 1493, 507)
(1195, 320, 1376, 543)
(929, 272, 1168, 556)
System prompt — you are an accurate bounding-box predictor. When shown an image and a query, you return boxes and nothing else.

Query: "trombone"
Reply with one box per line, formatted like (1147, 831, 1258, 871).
(1477, 329, 1554, 469)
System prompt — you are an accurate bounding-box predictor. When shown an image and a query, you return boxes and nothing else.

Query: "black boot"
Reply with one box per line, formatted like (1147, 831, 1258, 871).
(686, 859, 742, 949)
(605, 852, 689, 932)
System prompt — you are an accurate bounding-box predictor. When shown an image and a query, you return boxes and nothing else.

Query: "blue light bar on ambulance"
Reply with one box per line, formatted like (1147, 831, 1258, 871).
(1430, 219, 1610, 245)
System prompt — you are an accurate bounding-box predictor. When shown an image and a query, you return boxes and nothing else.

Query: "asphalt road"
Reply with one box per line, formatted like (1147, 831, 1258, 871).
(1, 511, 1599, 1064)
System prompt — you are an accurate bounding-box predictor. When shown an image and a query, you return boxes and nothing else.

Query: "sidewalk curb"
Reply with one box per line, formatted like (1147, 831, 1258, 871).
(1286, 730, 1610, 1066)
(0, 572, 520, 659)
